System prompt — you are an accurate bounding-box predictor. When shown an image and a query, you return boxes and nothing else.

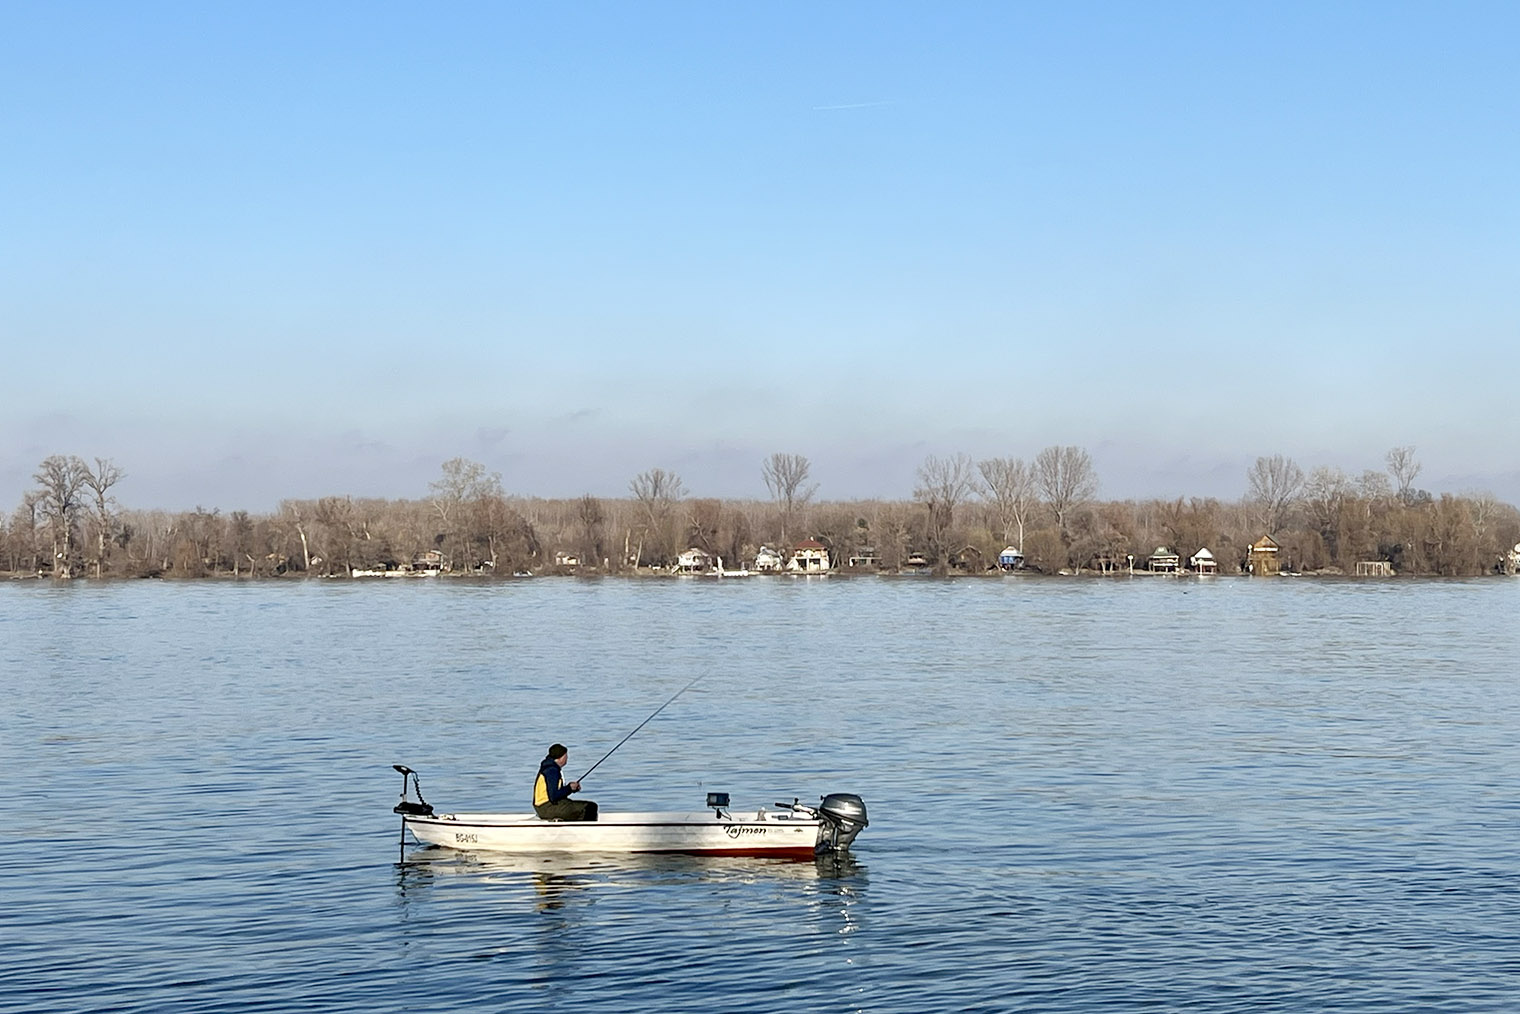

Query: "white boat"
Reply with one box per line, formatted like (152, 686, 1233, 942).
(391, 766, 868, 859)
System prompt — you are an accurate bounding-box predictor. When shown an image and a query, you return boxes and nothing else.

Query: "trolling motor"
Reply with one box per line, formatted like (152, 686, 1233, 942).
(393, 764, 434, 817)
(392, 764, 434, 862)
(776, 793, 869, 853)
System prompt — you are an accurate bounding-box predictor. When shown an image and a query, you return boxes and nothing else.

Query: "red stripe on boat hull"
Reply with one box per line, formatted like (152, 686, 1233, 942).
(655, 846, 820, 859)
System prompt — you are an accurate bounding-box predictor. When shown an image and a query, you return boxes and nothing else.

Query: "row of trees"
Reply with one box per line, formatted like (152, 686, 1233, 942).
(5, 448, 1518, 580)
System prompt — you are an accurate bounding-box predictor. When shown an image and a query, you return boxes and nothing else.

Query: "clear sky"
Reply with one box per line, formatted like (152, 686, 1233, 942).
(3, 2, 1516, 511)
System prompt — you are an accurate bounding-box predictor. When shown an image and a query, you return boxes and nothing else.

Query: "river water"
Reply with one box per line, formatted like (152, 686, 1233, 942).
(3, 576, 1518, 1013)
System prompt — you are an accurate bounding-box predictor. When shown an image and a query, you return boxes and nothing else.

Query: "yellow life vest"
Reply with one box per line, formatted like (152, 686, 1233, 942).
(533, 772, 549, 807)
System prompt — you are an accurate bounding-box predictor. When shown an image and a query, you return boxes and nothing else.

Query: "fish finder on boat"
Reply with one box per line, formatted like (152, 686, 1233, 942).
(391, 764, 867, 858)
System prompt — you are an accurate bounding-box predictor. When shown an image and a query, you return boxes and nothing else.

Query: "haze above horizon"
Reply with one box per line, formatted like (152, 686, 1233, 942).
(3, 3, 1516, 512)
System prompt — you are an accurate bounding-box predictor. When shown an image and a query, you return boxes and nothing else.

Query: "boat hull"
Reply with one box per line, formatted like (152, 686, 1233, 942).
(403, 809, 824, 858)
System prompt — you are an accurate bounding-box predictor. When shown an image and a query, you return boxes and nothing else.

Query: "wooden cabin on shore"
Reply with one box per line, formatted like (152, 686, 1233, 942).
(1247, 536, 1280, 576)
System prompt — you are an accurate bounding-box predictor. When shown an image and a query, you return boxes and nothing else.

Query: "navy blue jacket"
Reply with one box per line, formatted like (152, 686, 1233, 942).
(534, 756, 575, 807)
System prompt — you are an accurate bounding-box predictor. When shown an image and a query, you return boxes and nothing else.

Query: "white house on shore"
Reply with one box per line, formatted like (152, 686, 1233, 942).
(997, 547, 1025, 570)
(787, 539, 831, 573)
(676, 548, 715, 574)
(1148, 546, 1181, 572)
(753, 546, 785, 572)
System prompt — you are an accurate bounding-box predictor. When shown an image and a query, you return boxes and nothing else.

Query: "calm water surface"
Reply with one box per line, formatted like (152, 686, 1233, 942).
(3, 577, 1518, 1012)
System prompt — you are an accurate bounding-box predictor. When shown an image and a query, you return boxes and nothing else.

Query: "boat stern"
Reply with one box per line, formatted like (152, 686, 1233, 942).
(816, 793, 869, 851)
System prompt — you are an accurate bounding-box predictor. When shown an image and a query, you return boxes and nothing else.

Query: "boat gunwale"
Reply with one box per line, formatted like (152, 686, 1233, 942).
(404, 812, 823, 830)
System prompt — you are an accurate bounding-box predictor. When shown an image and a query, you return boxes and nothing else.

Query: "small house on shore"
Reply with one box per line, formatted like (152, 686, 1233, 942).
(847, 547, 879, 568)
(787, 539, 831, 573)
(1190, 548, 1218, 574)
(753, 546, 785, 572)
(1148, 546, 1181, 573)
(997, 547, 1024, 571)
(1247, 536, 1280, 576)
(676, 548, 715, 574)
(951, 545, 985, 572)
(554, 551, 581, 568)
(413, 550, 445, 575)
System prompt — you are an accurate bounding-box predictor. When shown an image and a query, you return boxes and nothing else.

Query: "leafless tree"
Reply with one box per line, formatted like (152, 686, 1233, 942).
(1246, 454, 1304, 534)
(428, 457, 504, 571)
(429, 457, 502, 525)
(761, 452, 817, 546)
(1034, 445, 1098, 539)
(1156, 497, 1224, 562)
(471, 491, 537, 572)
(11, 491, 43, 574)
(1468, 490, 1501, 567)
(576, 494, 606, 569)
(914, 453, 976, 564)
(227, 510, 257, 577)
(629, 467, 686, 566)
(1386, 446, 1422, 505)
(279, 500, 313, 573)
(977, 456, 1037, 551)
(1302, 466, 1350, 562)
(33, 455, 90, 578)
(1357, 469, 1391, 503)
(687, 498, 723, 557)
(80, 457, 126, 578)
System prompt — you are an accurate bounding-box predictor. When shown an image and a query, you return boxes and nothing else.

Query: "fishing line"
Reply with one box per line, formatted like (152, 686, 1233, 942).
(578, 669, 708, 782)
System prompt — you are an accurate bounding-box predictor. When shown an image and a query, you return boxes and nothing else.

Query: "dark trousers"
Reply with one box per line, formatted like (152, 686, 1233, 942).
(535, 798, 598, 821)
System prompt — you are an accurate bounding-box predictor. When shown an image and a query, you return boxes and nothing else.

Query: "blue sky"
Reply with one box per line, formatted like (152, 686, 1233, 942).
(3, 2, 1516, 510)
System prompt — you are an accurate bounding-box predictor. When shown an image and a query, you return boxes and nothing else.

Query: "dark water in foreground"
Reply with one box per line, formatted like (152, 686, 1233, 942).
(3, 576, 1519, 1013)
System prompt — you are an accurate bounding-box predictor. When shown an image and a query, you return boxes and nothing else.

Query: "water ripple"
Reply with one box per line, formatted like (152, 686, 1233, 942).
(2, 578, 1518, 1012)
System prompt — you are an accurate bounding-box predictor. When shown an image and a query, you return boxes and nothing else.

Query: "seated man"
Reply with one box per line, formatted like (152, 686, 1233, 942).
(533, 743, 598, 821)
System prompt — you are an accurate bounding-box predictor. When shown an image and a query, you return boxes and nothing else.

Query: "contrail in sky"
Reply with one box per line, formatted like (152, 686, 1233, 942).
(811, 100, 896, 110)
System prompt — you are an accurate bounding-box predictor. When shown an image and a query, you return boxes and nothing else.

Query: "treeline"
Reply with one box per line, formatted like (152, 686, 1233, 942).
(5, 448, 1519, 580)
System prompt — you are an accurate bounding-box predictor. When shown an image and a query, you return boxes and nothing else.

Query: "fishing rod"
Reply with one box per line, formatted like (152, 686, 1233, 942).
(578, 670, 707, 782)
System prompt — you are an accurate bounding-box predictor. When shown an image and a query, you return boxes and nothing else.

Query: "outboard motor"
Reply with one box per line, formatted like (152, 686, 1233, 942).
(816, 793, 868, 852)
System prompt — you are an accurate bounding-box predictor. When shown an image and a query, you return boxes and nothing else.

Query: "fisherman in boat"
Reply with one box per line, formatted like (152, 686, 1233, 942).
(533, 743, 598, 821)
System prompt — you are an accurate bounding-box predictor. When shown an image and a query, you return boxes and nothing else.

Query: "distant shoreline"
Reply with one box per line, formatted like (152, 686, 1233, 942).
(5, 569, 1511, 585)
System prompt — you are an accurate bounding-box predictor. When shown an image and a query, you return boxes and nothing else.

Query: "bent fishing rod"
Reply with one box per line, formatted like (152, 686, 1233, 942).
(578, 670, 707, 782)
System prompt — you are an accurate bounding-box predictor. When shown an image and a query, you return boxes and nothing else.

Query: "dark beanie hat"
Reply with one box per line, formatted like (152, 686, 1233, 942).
(548, 743, 568, 759)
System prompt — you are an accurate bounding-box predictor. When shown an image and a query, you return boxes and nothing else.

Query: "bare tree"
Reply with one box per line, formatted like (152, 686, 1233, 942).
(12, 491, 44, 575)
(978, 456, 1037, 551)
(279, 500, 313, 573)
(1246, 454, 1304, 534)
(228, 510, 256, 577)
(1302, 466, 1349, 563)
(471, 491, 536, 572)
(576, 494, 606, 569)
(1357, 469, 1392, 504)
(34, 455, 90, 578)
(628, 467, 686, 566)
(762, 452, 817, 546)
(1386, 446, 1423, 505)
(687, 498, 723, 557)
(429, 457, 502, 523)
(429, 457, 503, 571)
(1034, 445, 1098, 539)
(80, 457, 126, 578)
(914, 453, 976, 565)
(1468, 490, 1501, 569)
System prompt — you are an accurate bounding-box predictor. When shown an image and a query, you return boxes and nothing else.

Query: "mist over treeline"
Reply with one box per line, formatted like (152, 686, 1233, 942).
(7, 448, 1519, 580)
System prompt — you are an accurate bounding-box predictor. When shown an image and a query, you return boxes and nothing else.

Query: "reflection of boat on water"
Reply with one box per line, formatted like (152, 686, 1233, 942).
(393, 845, 868, 920)
(392, 766, 868, 859)
(400, 846, 865, 882)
